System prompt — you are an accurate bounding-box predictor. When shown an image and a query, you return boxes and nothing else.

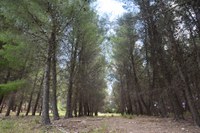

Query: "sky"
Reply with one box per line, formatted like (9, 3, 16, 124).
(95, 0, 126, 21)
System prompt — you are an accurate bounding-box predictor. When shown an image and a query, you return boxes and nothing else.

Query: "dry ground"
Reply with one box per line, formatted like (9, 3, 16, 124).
(0, 114, 199, 133)
(53, 116, 200, 133)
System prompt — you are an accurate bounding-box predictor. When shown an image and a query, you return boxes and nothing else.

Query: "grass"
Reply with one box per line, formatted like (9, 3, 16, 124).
(0, 116, 61, 133)
(0, 119, 15, 132)
(98, 113, 121, 117)
(122, 114, 136, 119)
(0, 112, 130, 133)
(90, 123, 108, 133)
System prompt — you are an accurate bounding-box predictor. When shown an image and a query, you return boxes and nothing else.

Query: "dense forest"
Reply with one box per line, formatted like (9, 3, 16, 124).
(0, 0, 200, 129)
(0, 0, 107, 125)
(111, 0, 200, 127)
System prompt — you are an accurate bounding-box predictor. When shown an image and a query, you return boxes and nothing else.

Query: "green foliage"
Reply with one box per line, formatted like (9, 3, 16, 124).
(0, 43, 29, 70)
(0, 0, 107, 120)
(0, 80, 26, 95)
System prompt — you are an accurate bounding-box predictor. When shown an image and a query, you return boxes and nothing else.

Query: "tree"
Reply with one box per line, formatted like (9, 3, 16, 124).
(112, 0, 200, 126)
(0, 0, 78, 124)
(63, 4, 107, 117)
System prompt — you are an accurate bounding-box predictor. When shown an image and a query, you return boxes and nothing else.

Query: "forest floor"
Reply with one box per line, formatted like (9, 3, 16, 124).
(0, 115, 60, 133)
(53, 115, 200, 133)
(0, 114, 200, 133)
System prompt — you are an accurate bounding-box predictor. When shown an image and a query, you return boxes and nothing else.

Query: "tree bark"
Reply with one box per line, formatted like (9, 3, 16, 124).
(130, 53, 147, 114)
(51, 33, 59, 120)
(0, 96, 5, 113)
(178, 65, 200, 126)
(0, 95, 4, 107)
(26, 73, 38, 116)
(66, 77, 73, 118)
(65, 42, 78, 118)
(32, 74, 44, 116)
(78, 91, 83, 117)
(119, 74, 126, 115)
(73, 88, 78, 117)
(5, 92, 16, 116)
(168, 27, 200, 126)
(16, 95, 24, 116)
(41, 42, 52, 125)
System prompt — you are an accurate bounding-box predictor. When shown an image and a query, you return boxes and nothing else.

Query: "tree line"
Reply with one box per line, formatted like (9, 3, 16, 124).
(0, 0, 107, 125)
(111, 0, 200, 127)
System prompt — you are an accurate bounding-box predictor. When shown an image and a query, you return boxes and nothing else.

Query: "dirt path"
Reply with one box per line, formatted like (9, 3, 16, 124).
(52, 116, 200, 133)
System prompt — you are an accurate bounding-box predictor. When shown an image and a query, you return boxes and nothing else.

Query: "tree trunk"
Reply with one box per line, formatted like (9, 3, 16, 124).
(167, 26, 200, 126)
(66, 78, 73, 118)
(95, 111, 98, 116)
(5, 92, 16, 116)
(0, 95, 4, 106)
(144, 27, 153, 116)
(39, 104, 42, 116)
(51, 36, 59, 120)
(78, 92, 83, 117)
(0, 96, 5, 113)
(26, 73, 38, 116)
(167, 86, 184, 120)
(32, 74, 44, 116)
(130, 54, 147, 114)
(41, 42, 52, 125)
(66, 42, 78, 118)
(73, 88, 78, 117)
(32, 91, 40, 116)
(16, 95, 24, 116)
(159, 97, 168, 117)
(178, 65, 200, 126)
(125, 73, 133, 114)
(119, 75, 125, 115)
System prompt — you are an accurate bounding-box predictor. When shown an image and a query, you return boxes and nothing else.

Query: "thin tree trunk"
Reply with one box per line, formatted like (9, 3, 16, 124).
(119, 75, 125, 115)
(125, 74, 133, 114)
(167, 86, 184, 120)
(16, 95, 24, 116)
(73, 88, 78, 117)
(39, 104, 42, 116)
(41, 41, 52, 125)
(26, 73, 38, 116)
(51, 41, 59, 120)
(32, 74, 44, 116)
(1, 69, 10, 114)
(0, 95, 4, 107)
(5, 92, 16, 116)
(66, 78, 73, 118)
(78, 91, 83, 117)
(159, 97, 168, 117)
(66, 42, 78, 118)
(144, 26, 153, 116)
(0, 97, 5, 113)
(95, 111, 98, 116)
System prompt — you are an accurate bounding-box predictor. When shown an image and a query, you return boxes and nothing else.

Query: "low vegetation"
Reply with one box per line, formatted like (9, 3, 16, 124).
(0, 116, 61, 133)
